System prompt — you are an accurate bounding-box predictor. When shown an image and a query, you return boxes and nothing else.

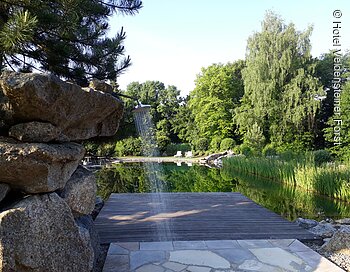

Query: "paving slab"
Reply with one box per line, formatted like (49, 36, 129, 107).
(102, 239, 345, 272)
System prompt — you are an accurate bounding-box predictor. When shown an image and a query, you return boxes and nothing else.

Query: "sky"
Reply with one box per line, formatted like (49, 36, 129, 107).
(110, 0, 350, 96)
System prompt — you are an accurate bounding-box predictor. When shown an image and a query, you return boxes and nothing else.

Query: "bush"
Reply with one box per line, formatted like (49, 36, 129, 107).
(220, 138, 236, 151)
(194, 138, 209, 152)
(262, 144, 277, 157)
(313, 150, 332, 166)
(156, 135, 171, 153)
(239, 143, 252, 156)
(209, 137, 222, 152)
(114, 137, 142, 157)
(165, 143, 191, 156)
(277, 149, 300, 161)
(83, 141, 114, 156)
(83, 141, 99, 155)
(97, 142, 115, 156)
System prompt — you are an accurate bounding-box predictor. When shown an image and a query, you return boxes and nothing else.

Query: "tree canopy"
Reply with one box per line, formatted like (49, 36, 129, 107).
(234, 11, 323, 150)
(187, 61, 245, 146)
(0, 0, 142, 85)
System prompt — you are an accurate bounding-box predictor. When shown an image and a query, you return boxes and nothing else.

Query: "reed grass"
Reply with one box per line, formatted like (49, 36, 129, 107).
(223, 154, 350, 202)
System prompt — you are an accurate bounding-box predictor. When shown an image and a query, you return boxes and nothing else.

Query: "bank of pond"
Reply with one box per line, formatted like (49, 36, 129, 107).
(95, 155, 350, 222)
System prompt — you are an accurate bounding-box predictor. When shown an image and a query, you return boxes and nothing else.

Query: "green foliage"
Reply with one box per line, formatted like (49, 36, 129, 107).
(165, 143, 191, 156)
(313, 150, 332, 166)
(244, 123, 265, 151)
(83, 141, 99, 155)
(325, 80, 350, 160)
(156, 135, 171, 153)
(209, 136, 222, 152)
(194, 137, 209, 152)
(118, 81, 183, 143)
(234, 11, 322, 149)
(188, 61, 245, 145)
(262, 144, 277, 157)
(220, 138, 236, 151)
(0, 10, 37, 53)
(238, 143, 253, 156)
(114, 137, 142, 157)
(83, 140, 114, 156)
(0, 0, 142, 84)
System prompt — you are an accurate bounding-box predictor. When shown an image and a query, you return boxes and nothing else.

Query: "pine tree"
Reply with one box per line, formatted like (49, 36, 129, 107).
(0, 0, 142, 85)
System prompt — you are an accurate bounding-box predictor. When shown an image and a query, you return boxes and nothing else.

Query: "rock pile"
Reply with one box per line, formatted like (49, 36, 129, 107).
(0, 72, 123, 272)
(296, 217, 350, 271)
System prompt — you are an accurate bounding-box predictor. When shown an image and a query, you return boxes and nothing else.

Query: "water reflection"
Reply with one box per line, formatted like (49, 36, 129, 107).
(96, 162, 350, 221)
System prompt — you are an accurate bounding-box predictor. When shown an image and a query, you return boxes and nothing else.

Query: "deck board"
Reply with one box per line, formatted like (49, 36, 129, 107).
(95, 193, 318, 243)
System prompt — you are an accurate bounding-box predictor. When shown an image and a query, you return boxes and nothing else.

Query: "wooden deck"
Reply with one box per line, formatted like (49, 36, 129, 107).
(95, 193, 318, 243)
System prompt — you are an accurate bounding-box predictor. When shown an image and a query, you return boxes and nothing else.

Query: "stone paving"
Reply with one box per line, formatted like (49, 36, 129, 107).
(102, 239, 345, 272)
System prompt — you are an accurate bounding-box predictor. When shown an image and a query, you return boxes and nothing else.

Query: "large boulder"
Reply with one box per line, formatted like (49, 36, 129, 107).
(308, 222, 336, 238)
(321, 225, 350, 254)
(0, 72, 123, 141)
(59, 166, 97, 217)
(76, 215, 101, 270)
(0, 193, 94, 272)
(0, 183, 10, 203)
(0, 137, 84, 193)
(9, 121, 68, 142)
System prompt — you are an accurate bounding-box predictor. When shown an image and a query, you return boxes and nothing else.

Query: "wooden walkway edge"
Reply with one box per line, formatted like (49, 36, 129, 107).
(95, 193, 319, 243)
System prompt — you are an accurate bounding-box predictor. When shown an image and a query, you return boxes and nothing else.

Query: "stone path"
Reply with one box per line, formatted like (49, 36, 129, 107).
(102, 239, 344, 272)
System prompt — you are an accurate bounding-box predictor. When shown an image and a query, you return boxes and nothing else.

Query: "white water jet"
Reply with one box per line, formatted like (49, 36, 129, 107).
(133, 104, 172, 241)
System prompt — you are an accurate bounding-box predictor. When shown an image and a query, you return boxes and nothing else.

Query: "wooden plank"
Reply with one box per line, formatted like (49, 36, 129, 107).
(95, 193, 319, 243)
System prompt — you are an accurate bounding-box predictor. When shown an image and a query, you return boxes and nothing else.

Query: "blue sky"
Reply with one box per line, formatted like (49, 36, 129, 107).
(110, 0, 349, 96)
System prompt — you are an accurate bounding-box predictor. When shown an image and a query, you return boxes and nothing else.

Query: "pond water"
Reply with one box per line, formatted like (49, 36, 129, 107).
(95, 162, 350, 221)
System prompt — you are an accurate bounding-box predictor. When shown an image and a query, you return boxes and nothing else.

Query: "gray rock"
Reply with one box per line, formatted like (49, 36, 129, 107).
(0, 137, 84, 193)
(0, 193, 93, 272)
(59, 166, 97, 216)
(0, 183, 10, 202)
(308, 223, 336, 238)
(76, 215, 101, 271)
(335, 218, 350, 225)
(321, 227, 350, 254)
(9, 121, 68, 142)
(92, 196, 104, 220)
(295, 218, 319, 229)
(0, 72, 123, 141)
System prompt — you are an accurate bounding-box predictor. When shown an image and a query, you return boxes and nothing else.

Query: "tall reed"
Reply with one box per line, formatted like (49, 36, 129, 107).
(223, 154, 350, 202)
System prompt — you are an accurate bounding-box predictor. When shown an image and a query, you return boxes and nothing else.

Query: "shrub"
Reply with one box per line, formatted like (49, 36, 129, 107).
(239, 143, 252, 156)
(156, 135, 171, 153)
(83, 141, 114, 156)
(83, 141, 99, 155)
(194, 138, 209, 152)
(313, 150, 332, 166)
(209, 137, 222, 152)
(220, 138, 236, 151)
(278, 149, 298, 161)
(97, 142, 115, 156)
(262, 144, 277, 157)
(114, 137, 142, 156)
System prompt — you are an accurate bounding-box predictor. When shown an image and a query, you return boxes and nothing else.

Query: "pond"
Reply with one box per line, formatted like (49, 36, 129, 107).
(95, 162, 350, 221)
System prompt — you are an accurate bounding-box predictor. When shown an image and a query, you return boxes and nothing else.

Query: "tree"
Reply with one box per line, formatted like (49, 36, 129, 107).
(0, 0, 142, 85)
(188, 61, 245, 146)
(234, 11, 323, 149)
(117, 80, 183, 149)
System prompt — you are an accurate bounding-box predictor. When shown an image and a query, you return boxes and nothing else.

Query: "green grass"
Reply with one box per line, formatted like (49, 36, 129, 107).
(223, 154, 350, 202)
